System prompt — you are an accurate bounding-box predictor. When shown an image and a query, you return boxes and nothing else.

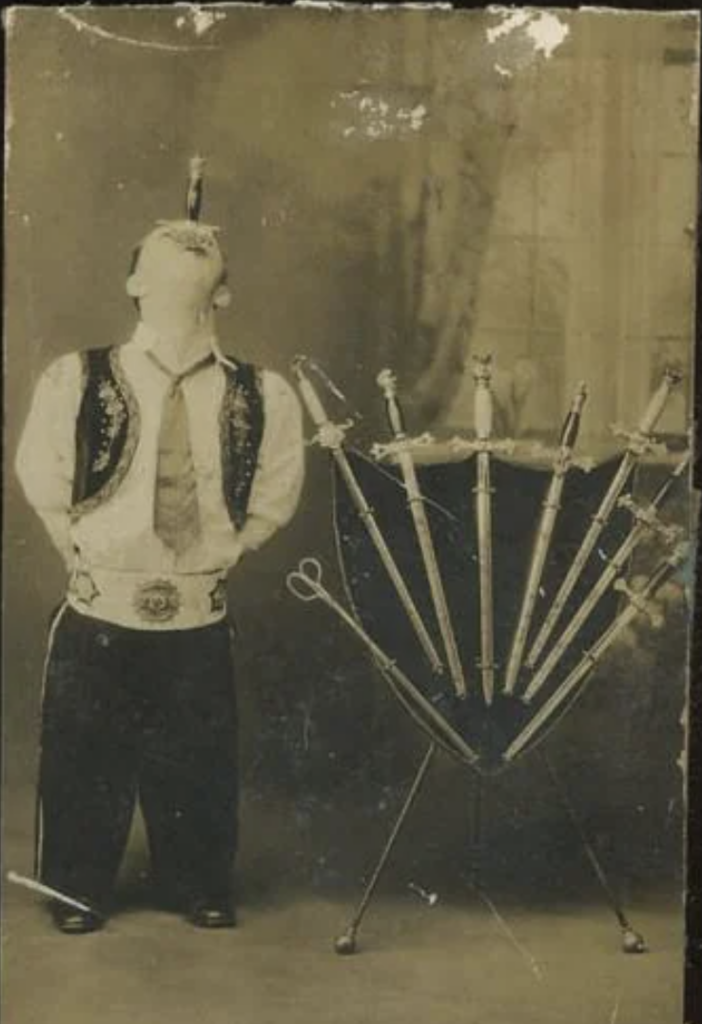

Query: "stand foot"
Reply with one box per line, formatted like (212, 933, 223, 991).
(334, 931, 358, 956)
(332, 743, 437, 955)
(621, 927, 647, 954)
(541, 753, 648, 957)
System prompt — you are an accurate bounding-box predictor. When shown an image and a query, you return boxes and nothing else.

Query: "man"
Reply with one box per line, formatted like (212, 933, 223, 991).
(15, 198, 305, 934)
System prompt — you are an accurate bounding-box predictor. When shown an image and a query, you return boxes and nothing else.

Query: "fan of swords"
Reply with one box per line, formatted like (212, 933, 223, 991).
(286, 353, 689, 955)
(288, 356, 687, 762)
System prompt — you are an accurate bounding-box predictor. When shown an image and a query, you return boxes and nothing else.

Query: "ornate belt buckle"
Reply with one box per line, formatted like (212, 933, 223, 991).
(133, 578, 181, 623)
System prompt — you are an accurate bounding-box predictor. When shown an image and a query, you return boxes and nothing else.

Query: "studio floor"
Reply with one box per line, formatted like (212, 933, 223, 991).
(2, 883, 684, 1024)
(2, 786, 685, 1024)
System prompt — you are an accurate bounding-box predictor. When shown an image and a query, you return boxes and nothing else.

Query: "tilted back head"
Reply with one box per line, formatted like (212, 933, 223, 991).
(126, 157, 230, 310)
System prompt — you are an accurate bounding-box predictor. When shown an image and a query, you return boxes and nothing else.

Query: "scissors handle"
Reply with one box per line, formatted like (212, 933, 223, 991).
(286, 558, 324, 603)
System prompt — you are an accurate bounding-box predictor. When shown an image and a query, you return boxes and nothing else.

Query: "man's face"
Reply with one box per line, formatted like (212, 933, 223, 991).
(134, 222, 226, 305)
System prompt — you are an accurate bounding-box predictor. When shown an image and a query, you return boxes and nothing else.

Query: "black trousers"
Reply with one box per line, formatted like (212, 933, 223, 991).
(38, 606, 238, 909)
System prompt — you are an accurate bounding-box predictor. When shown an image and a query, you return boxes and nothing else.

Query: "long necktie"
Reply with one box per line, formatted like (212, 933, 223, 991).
(148, 351, 214, 556)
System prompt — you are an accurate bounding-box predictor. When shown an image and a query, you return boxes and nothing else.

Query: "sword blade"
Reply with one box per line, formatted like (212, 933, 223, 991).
(337, 448, 445, 674)
(504, 473, 565, 695)
(475, 451, 495, 705)
(526, 370, 680, 669)
(522, 523, 645, 702)
(286, 562, 479, 764)
(525, 451, 635, 668)
(398, 449, 469, 698)
(504, 383, 587, 695)
(522, 454, 688, 703)
(6, 871, 96, 914)
(504, 543, 688, 763)
(376, 369, 468, 699)
(293, 359, 444, 674)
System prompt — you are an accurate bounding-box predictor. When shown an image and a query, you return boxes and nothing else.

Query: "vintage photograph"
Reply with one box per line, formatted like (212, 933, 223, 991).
(3, 5, 700, 1023)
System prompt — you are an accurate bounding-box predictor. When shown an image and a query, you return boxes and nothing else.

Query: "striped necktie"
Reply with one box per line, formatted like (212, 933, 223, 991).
(148, 351, 215, 556)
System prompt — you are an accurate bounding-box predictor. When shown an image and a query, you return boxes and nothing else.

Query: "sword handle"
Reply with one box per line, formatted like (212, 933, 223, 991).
(292, 357, 333, 431)
(377, 369, 407, 439)
(559, 382, 588, 452)
(286, 558, 325, 603)
(638, 368, 682, 436)
(186, 155, 205, 222)
(473, 355, 493, 441)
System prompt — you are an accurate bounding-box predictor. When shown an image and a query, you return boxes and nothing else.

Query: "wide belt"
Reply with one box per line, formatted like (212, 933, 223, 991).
(66, 566, 228, 631)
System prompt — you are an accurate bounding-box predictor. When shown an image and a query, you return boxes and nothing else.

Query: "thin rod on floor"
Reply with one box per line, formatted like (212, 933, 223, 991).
(540, 750, 647, 953)
(335, 743, 437, 955)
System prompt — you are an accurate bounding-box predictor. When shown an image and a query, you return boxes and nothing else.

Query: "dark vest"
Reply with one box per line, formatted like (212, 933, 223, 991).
(71, 346, 265, 529)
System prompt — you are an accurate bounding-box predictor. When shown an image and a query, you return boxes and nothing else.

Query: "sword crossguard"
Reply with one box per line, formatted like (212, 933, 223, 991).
(451, 438, 516, 456)
(371, 434, 434, 462)
(311, 420, 354, 450)
(610, 425, 668, 458)
(554, 452, 596, 474)
(524, 441, 594, 473)
(613, 578, 664, 628)
(617, 494, 685, 544)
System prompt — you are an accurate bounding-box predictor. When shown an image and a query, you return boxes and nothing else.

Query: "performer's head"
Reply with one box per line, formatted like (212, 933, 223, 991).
(126, 220, 231, 320)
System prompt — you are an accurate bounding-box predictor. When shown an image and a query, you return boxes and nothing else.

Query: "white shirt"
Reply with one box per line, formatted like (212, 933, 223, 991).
(15, 325, 305, 575)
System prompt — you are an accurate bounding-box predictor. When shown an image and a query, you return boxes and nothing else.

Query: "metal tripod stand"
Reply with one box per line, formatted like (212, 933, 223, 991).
(333, 742, 646, 956)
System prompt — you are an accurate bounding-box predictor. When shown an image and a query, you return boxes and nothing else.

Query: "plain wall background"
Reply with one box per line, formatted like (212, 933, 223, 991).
(3, 6, 698, 897)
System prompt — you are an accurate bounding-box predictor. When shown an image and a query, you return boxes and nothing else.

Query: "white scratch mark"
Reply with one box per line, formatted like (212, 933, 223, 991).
(408, 882, 439, 906)
(57, 8, 219, 53)
(175, 5, 226, 38)
(609, 994, 621, 1024)
(486, 8, 531, 44)
(334, 91, 428, 140)
(293, 1, 453, 7)
(487, 7, 570, 61)
(474, 886, 545, 982)
(494, 63, 512, 79)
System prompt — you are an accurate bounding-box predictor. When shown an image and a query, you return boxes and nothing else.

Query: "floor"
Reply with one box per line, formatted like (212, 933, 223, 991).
(2, 885, 685, 1024)
(2, 786, 685, 1024)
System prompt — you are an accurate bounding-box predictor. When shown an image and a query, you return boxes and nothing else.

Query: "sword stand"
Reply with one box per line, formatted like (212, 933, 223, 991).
(465, 774, 485, 888)
(540, 751, 647, 954)
(333, 744, 647, 956)
(286, 362, 685, 959)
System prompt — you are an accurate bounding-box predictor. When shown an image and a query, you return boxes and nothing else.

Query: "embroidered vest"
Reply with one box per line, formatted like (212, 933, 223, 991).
(71, 346, 265, 530)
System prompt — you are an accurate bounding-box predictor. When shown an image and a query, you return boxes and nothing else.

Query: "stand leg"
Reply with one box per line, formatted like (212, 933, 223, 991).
(335, 743, 437, 956)
(541, 752, 647, 954)
(466, 774, 484, 887)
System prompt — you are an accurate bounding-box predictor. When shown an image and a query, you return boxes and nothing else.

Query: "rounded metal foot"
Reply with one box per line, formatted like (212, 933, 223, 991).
(621, 928, 647, 954)
(334, 932, 358, 956)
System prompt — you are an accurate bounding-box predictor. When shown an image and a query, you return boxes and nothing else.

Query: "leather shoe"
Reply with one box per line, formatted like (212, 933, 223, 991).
(187, 899, 236, 929)
(50, 900, 104, 935)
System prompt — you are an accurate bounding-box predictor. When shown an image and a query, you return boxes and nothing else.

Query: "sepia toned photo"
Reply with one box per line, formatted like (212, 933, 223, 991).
(3, 5, 700, 1023)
